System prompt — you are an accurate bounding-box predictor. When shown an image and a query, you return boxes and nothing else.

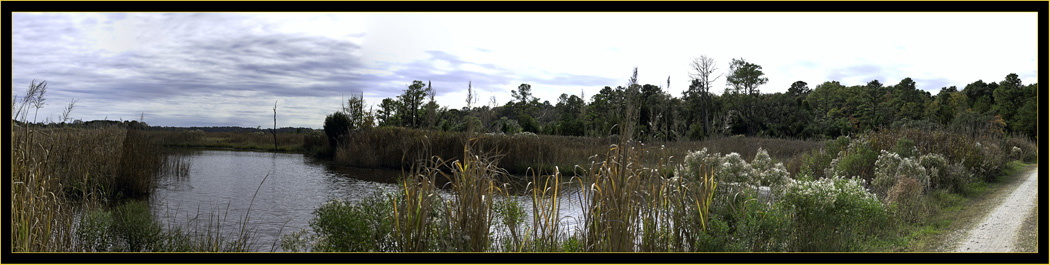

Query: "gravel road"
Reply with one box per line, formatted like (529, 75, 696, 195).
(954, 168, 1039, 252)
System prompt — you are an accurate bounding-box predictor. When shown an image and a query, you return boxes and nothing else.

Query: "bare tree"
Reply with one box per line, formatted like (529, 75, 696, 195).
(688, 55, 721, 137)
(271, 100, 278, 152)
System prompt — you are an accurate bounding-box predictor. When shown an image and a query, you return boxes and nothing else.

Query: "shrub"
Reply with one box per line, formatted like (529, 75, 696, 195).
(825, 136, 879, 183)
(873, 150, 928, 198)
(310, 191, 394, 252)
(709, 188, 792, 252)
(751, 148, 790, 187)
(323, 111, 352, 148)
(782, 176, 886, 252)
(942, 163, 974, 194)
(885, 177, 926, 224)
(1004, 135, 1038, 163)
(717, 152, 752, 184)
(301, 131, 331, 158)
(112, 201, 163, 252)
(919, 153, 949, 191)
(1010, 146, 1023, 161)
(311, 200, 374, 252)
(494, 198, 526, 251)
(893, 138, 918, 158)
(972, 141, 1006, 182)
(77, 209, 114, 252)
(678, 148, 721, 181)
(799, 136, 850, 180)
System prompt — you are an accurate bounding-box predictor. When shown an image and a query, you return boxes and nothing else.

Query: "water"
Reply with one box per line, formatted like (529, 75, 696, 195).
(150, 150, 400, 251)
(150, 150, 587, 252)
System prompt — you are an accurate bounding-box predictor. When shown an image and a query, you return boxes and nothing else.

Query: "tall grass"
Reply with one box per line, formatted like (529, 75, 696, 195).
(12, 124, 268, 252)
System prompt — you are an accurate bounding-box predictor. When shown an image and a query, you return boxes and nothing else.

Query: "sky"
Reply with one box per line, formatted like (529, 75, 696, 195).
(10, 12, 1039, 129)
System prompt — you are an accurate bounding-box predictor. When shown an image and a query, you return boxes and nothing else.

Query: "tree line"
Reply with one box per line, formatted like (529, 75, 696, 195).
(324, 56, 1038, 144)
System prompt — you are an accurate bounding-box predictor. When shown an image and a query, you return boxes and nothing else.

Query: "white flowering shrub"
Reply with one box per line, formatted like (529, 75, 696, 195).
(897, 157, 928, 192)
(782, 176, 886, 251)
(918, 153, 948, 190)
(681, 147, 789, 188)
(677, 148, 721, 181)
(872, 150, 902, 196)
(718, 152, 752, 184)
(751, 148, 790, 187)
(873, 150, 929, 197)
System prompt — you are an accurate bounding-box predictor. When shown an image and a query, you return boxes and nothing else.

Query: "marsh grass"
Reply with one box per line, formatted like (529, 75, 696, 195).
(334, 127, 821, 177)
(12, 124, 268, 252)
(152, 130, 305, 152)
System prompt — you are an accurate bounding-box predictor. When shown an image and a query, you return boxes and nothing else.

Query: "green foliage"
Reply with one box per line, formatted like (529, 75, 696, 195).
(77, 209, 114, 252)
(323, 111, 352, 148)
(310, 193, 394, 252)
(798, 136, 851, 180)
(893, 138, 917, 158)
(825, 136, 879, 183)
(519, 114, 540, 133)
(782, 176, 887, 252)
(113, 201, 163, 252)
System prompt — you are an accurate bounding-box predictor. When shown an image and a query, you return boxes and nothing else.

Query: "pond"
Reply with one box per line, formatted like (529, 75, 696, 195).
(150, 150, 585, 252)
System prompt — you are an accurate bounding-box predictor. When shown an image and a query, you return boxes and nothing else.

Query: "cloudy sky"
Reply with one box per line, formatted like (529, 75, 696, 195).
(11, 12, 1038, 128)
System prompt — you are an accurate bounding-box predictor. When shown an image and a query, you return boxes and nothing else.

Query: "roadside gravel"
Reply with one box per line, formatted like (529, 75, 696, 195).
(954, 168, 1039, 252)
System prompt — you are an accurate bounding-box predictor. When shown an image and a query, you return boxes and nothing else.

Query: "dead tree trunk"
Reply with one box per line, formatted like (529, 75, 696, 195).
(271, 100, 278, 152)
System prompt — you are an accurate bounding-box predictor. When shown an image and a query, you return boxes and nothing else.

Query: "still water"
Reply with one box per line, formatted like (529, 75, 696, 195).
(150, 150, 584, 252)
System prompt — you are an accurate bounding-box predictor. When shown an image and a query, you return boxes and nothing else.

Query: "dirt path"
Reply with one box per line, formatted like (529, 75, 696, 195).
(954, 168, 1039, 252)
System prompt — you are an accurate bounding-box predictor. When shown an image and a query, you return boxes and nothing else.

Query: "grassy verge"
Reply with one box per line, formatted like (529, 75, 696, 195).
(862, 161, 1037, 252)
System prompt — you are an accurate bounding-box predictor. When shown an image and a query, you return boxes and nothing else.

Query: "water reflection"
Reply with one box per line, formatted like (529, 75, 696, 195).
(150, 150, 401, 251)
(151, 150, 587, 252)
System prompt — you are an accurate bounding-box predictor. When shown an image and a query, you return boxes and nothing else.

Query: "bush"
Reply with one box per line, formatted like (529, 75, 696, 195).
(919, 153, 949, 191)
(799, 136, 851, 180)
(885, 177, 926, 224)
(713, 191, 792, 252)
(678, 148, 721, 181)
(873, 150, 929, 198)
(77, 209, 114, 252)
(893, 138, 918, 158)
(1004, 136, 1038, 163)
(324, 111, 352, 148)
(942, 163, 974, 194)
(782, 176, 886, 252)
(972, 141, 1006, 182)
(825, 136, 879, 183)
(302, 131, 332, 158)
(717, 152, 752, 184)
(310, 192, 393, 252)
(751, 148, 790, 187)
(112, 201, 163, 252)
